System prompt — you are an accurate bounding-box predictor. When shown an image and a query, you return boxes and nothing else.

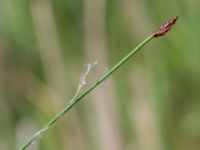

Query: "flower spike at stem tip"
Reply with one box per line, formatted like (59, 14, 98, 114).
(153, 16, 178, 37)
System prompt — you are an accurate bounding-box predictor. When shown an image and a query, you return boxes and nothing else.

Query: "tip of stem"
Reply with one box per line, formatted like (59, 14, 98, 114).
(153, 16, 178, 38)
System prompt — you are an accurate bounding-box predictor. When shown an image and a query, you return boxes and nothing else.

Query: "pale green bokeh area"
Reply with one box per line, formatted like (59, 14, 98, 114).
(0, 0, 200, 150)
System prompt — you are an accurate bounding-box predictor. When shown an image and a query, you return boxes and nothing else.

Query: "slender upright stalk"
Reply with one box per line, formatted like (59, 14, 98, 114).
(19, 16, 178, 150)
(19, 35, 153, 150)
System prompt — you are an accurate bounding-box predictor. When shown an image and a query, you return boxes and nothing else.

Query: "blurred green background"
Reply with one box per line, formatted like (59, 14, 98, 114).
(0, 0, 200, 150)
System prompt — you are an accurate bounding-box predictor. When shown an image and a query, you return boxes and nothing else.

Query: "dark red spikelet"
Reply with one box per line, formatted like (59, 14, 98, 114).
(153, 16, 178, 37)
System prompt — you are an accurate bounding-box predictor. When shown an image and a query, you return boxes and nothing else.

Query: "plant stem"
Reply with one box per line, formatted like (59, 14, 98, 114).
(19, 34, 154, 150)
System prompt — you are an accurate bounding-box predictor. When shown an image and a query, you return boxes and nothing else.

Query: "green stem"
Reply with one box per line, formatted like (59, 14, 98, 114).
(19, 34, 154, 150)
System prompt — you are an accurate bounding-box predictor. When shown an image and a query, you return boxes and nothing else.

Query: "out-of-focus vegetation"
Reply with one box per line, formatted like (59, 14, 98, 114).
(0, 0, 200, 150)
